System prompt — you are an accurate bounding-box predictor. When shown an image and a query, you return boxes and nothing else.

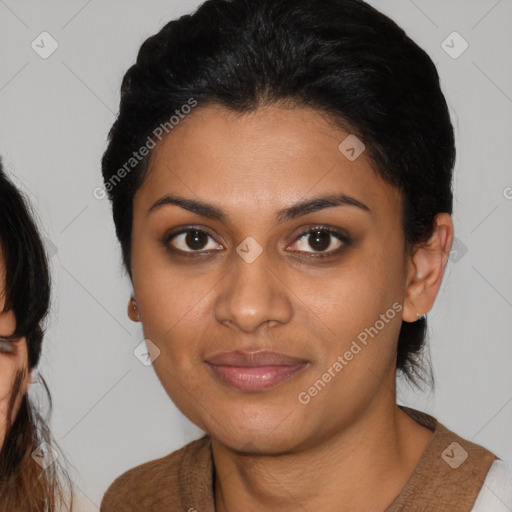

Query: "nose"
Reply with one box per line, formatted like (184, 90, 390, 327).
(213, 244, 293, 334)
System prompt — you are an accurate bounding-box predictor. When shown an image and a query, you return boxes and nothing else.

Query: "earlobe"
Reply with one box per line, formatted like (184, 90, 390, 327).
(402, 273, 428, 322)
(402, 213, 454, 323)
(127, 297, 141, 322)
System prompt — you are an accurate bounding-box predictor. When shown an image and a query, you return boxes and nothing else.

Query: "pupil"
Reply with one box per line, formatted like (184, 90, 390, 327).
(186, 230, 207, 250)
(309, 230, 329, 251)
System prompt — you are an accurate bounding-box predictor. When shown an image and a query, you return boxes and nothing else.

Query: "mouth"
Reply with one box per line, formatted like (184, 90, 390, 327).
(204, 350, 309, 392)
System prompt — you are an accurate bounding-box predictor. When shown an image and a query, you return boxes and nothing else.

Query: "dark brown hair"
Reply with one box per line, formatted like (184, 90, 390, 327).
(0, 160, 73, 511)
(102, 0, 454, 386)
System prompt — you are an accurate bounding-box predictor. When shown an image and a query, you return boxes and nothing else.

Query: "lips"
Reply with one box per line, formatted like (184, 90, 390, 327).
(205, 350, 308, 367)
(205, 350, 309, 392)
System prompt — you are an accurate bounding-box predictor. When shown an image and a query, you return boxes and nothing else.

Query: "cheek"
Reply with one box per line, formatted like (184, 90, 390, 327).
(0, 308, 16, 337)
(304, 249, 403, 344)
(131, 246, 217, 386)
(349, 228, 406, 315)
(131, 224, 223, 340)
(295, 238, 406, 399)
(0, 357, 17, 403)
(0, 357, 20, 446)
(133, 271, 216, 429)
(0, 311, 21, 445)
(133, 261, 212, 341)
(296, 268, 402, 377)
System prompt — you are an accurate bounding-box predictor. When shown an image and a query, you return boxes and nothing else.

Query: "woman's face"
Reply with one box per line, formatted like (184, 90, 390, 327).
(0, 248, 30, 448)
(129, 104, 433, 452)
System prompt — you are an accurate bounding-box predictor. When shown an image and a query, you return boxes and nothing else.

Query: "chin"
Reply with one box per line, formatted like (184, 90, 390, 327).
(214, 429, 301, 455)
(206, 407, 307, 454)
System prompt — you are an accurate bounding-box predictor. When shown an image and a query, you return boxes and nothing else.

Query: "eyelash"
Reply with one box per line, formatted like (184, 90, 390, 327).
(162, 225, 351, 260)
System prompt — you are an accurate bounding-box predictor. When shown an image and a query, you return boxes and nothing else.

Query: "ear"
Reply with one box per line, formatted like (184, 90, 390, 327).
(127, 296, 140, 322)
(402, 213, 454, 323)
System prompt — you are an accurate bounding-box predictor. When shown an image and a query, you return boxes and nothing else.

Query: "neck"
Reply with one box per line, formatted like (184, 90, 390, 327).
(212, 385, 433, 512)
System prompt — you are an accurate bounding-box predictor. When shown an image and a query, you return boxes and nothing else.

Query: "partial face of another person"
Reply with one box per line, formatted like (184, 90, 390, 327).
(128, 104, 436, 453)
(0, 247, 30, 448)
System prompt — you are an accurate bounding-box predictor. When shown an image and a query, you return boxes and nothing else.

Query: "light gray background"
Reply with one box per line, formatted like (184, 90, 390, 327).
(0, 0, 511, 509)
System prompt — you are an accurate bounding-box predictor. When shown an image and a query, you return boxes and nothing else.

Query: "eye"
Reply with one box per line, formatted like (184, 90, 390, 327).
(288, 226, 350, 258)
(164, 227, 223, 254)
(163, 225, 350, 258)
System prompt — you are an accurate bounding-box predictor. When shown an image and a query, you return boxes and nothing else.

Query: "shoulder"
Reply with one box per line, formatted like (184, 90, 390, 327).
(472, 459, 512, 511)
(391, 406, 500, 510)
(100, 435, 211, 512)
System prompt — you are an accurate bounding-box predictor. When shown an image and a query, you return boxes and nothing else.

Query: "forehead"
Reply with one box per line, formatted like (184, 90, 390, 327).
(135, 103, 401, 220)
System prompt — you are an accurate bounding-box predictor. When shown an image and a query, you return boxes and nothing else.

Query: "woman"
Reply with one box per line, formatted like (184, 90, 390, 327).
(99, 0, 512, 510)
(0, 160, 72, 511)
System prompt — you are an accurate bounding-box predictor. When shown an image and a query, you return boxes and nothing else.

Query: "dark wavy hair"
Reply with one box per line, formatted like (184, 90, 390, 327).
(0, 160, 72, 511)
(101, 0, 454, 386)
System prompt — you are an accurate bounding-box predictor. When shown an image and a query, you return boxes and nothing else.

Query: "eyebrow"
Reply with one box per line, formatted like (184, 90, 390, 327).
(148, 192, 370, 223)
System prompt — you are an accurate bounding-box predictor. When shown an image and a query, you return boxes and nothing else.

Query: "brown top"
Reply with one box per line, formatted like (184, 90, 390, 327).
(100, 406, 497, 511)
